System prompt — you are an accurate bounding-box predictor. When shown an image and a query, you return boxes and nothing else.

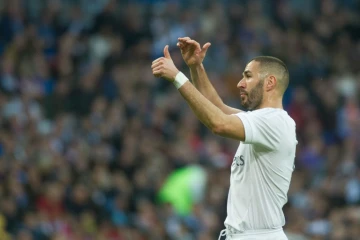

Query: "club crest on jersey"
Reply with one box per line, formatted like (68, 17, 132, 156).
(232, 155, 245, 166)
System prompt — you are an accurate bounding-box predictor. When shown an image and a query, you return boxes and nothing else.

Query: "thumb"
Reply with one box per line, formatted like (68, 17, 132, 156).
(164, 45, 172, 59)
(201, 42, 211, 54)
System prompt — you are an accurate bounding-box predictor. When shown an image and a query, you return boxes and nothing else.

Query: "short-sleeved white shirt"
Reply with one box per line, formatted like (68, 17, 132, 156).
(224, 108, 297, 231)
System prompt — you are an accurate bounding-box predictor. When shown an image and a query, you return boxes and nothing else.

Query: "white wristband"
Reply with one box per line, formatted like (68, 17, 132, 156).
(173, 72, 189, 89)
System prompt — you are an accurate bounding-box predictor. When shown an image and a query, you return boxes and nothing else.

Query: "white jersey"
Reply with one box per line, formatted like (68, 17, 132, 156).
(224, 108, 297, 232)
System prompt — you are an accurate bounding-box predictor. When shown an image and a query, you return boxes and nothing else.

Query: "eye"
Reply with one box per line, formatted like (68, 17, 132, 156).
(242, 71, 252, 78)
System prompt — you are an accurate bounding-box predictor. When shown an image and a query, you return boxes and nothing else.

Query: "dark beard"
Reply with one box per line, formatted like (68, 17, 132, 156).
(240, 80, 264, 110)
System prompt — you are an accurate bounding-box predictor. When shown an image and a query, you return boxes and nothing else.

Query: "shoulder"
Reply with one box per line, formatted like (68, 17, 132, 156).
(239, 108, 296, 136)
(248, 108, 285, 117)
(249, 108, 295, 124)
(234, 108, 297, 147)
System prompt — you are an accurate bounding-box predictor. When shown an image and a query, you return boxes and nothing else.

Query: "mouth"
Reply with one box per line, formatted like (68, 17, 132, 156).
(240, 92, 247, 97)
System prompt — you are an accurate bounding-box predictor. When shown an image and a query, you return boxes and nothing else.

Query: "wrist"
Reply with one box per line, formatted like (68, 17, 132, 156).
(173, 72, 189, 89)
(189, 63, 204, 70)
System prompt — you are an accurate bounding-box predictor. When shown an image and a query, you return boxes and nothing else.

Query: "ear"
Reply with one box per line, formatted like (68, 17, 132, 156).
(265, 75, 277, 91)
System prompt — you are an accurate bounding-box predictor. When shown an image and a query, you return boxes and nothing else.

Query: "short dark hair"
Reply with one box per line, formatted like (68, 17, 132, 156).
(251, 56, 289, 94)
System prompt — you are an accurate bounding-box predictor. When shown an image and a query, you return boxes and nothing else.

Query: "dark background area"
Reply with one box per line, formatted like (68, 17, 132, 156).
(0, 0, 359, 239)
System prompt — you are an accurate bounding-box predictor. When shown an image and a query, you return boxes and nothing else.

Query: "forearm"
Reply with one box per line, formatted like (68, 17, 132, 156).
(190, 64, 241, 114)
(178, 80, 225, 133)
(176, 80, 245, 140)
(190, 64, 224, 108)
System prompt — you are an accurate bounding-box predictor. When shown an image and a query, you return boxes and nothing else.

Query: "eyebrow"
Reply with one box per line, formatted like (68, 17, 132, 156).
(243, 70, 252, 76)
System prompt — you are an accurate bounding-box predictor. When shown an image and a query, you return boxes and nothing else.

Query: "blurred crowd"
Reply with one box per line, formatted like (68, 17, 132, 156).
(0, 0, 359, 239)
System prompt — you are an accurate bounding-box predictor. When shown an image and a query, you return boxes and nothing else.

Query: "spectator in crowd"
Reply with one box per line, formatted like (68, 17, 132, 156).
(0, 0, 359, 239)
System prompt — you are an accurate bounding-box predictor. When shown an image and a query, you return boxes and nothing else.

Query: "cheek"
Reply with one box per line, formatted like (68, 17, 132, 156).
(247, 79, 257, 88)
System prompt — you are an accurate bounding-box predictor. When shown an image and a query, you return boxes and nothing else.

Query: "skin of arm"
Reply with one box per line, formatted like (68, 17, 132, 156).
(179, 81, 245, 140)
(189, 64, 241, 114)
(178, 37, 241, 115)
(151, 45, 245, 141)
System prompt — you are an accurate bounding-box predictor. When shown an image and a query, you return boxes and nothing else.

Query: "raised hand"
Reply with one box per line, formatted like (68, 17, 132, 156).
(151, 45, 180, 82)
(177, 37, 211, 67)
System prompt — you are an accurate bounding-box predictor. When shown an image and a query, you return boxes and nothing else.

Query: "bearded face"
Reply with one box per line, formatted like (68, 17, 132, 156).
(239, 78, 264, 110)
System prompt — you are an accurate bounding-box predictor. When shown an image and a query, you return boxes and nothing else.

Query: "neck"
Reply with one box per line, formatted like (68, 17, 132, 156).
(257, 95, 283, 110)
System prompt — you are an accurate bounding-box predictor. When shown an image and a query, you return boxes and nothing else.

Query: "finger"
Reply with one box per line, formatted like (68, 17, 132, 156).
(153, 72, 161, 78)
(178, 37, 191, 41)
(202, 42, 211, 50)
(178, 37, 191, 42)
(163, 45, 172, 59)
(153, 67, 162, 73)
(201, 42, 211, 54)
(177, 42, 185, 49)
(151, 59, 163, 68)
(186, 39, 201, 50)
(178, 40, 193, 49)
(151, 63, 162, 70)
(153, 69, 163, 77)
(152, 65, 163, 72)
(152, 57, 162, 65)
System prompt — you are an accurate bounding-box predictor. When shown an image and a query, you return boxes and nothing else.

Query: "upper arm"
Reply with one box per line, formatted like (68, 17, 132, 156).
(213, 111, 284, 150)
(212, 114, 246, 141)
(233, 111, 283, 149)
(220, 104, 242, 115)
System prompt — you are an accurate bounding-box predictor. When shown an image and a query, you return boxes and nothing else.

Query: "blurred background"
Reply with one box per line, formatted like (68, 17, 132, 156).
(0, 0, 359, 239)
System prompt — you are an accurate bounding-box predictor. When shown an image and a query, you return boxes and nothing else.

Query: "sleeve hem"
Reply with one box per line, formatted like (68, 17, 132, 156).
(234, 113, 253, 143)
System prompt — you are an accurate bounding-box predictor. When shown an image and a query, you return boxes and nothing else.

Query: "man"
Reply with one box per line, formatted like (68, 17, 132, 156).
(151, 37, 297, 240)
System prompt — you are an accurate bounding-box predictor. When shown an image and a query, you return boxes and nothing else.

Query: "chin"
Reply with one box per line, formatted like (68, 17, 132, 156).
(240, 102, 250, 110)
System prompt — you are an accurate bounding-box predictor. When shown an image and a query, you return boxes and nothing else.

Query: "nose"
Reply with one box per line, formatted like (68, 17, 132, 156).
(237, 77, 246, 89)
